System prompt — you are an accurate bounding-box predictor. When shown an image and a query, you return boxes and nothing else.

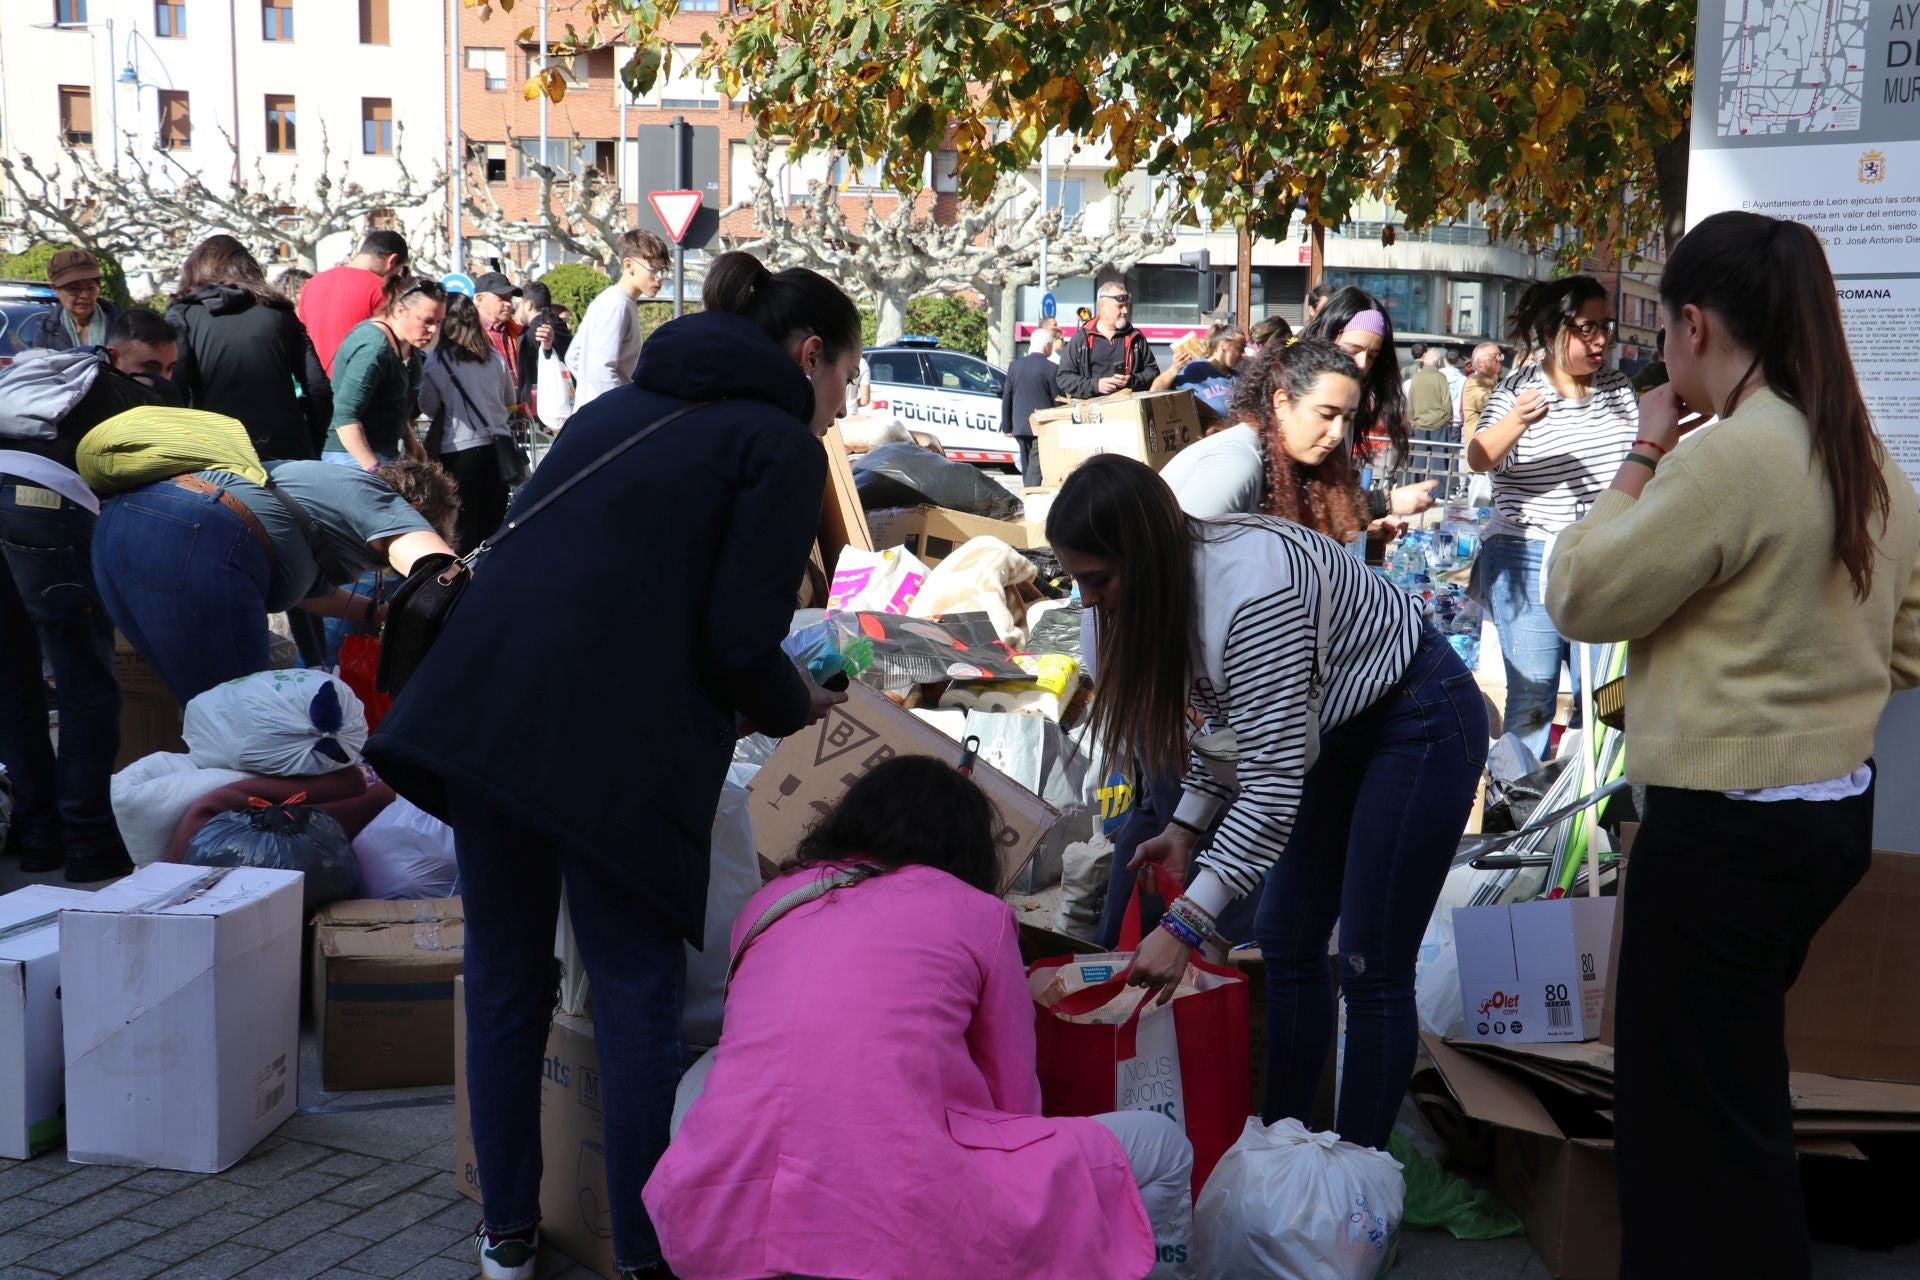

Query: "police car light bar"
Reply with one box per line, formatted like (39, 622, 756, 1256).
(895, 335, 940, 347)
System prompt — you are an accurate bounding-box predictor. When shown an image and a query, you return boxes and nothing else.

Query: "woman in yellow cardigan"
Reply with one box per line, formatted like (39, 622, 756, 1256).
(1547, 210, 1920, 1280)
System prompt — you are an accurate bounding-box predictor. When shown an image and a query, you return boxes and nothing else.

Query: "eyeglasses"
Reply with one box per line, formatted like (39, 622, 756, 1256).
(1567, 318, 1617, 342)
(1100, 293, 1131, 305)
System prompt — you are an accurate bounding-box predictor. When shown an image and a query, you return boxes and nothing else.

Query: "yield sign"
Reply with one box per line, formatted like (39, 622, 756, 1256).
(648, 190, 703, 245)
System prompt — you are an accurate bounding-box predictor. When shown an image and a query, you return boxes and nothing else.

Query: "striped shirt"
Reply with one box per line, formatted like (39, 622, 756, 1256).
(1174, 518, 1424, 913)
(1477, 366, 1638, 537)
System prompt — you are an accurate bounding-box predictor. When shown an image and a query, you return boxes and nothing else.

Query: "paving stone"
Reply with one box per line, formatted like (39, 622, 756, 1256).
(154, 1242, 272, 1280)
(125, 1177, 256, 1228)
(0, 1191, 61, 1234)
(11, 1218, 163, 1275)
(333, 1191, 447, 1243)
(130, 1210, 262, 1264)
(20, 1162, 140, 1205)
(401, 1140, 455, 1176)
(334, 1224, 463, 1277)
(322, 1161, 438, 1210)
(0, 1233, 61, 1268)
(223, 1140, 334, 1188)
(231, 1231, 368, 1280)
(230, 1199, 358, 1250)
(0, 1268, 59, 1279)
(310, 1153, 384, 1180)
(69, 1255, 171, 1280)
(123, 1170, 206, 1195)
(0, 1158, 79, 1199)
(423, 1200, 477, 1233)
(393, 1261, 474, 1280)
(28, 1187, 160, 1237)
(275, 1107, 453, 1163)
(220, 1170, 347, 1219)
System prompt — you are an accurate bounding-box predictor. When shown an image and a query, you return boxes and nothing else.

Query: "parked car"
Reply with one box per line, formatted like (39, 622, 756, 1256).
(0, 281, 56, 368)
(863, 338, 1018, 468)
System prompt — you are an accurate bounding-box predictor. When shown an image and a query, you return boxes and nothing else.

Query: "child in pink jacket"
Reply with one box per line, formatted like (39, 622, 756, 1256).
(644, 756, 1194, 1279)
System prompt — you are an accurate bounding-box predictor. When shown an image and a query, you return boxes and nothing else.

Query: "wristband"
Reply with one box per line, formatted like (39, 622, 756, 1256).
(1163, 895, 1217, 944)
(1167, 816, 1205, 838)
(1158, 912, 1206, 950)
(1624, 452, 1661, 471)
(1632, 438, 1668, 457)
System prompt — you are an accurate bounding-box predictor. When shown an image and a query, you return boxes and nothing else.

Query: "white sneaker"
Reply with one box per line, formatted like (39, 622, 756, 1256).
(473, 1221, 538, 1280)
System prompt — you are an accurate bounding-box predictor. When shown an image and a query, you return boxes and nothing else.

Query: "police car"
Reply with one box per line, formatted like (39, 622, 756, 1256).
(863, 338, 1018, 468)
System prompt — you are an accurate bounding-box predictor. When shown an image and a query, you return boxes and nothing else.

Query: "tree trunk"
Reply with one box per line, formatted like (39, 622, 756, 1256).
(1654, 124, 1691, 249)
(983, 281, 1020, 367)
(873, 290, 909, 345)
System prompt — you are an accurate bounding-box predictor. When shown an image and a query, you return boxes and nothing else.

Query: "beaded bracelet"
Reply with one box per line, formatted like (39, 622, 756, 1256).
(1160, 895, 1218, 946)
(1158, 912, 1206, 950)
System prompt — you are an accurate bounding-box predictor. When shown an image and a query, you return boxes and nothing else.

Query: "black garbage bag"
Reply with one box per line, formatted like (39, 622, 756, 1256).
(1028, 604, 1085, 658)
(186, 799, 360, 917)
(853, 443, 1024, 520)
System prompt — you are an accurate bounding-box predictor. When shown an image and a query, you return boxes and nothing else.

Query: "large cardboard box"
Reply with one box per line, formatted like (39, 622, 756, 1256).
(453, 977, 616, 1279)
(0, 885, 95, 1159)
(113, 631, 185, 769)
(1033, 389, 1202, 485)
(60, 864, 302, 1171)
(864, 506, 1035, 565)
(747, 681, 1060, 894)
(311, 898, 465, 1091)
(1455, 897, 1614, 1044)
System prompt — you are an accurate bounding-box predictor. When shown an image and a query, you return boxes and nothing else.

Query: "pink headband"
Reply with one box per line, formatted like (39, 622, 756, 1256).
(1341, 309, 1388, 338)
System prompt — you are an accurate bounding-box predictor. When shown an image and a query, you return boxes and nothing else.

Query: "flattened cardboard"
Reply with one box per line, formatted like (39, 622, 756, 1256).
(454, 977, 616, 1279)
(865, 506, 1035, 566)
(1034, 389, 1201, 485)
(746, 682, 1060, 893)
(61, 864, 302, 1172)
(818, 424, 874, 572)
(311, 898, 465, 1091)
(0, 885, 94, 1159)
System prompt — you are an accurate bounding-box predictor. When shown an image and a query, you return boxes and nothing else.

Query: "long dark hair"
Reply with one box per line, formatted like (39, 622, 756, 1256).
(434, 293, 490, 365)
(703, 250, 861, 358)
(794, 756, 1000, 894)
(1508, 275, 1608, 373)
(1046, 455, 1195, 782)
(173, 234, 289, 309)
(1301, 286, 1407, 460)
(1228, 339, 1368, 539)
(1662, 210, 1889, 599)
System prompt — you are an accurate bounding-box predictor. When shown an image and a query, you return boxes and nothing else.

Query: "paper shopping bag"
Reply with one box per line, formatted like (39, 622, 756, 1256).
(1030, 867, 1251, 1197)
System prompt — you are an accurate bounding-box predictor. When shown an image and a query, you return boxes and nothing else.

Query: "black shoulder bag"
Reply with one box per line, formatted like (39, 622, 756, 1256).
(375, 399, 716, 695)
(438, 360, 531, 487)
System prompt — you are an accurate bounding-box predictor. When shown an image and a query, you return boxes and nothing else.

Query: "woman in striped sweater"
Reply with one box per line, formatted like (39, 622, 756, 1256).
(1048, 456, 1487, 1151)
(1466, 276, 1639, 759)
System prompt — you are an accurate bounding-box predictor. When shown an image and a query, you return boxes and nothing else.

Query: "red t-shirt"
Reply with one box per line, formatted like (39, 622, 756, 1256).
(299, 266, 390, 376)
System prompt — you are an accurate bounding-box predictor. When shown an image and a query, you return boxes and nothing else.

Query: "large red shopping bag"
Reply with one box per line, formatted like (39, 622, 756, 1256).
(1029, 866, 1251, 1197)
(337, 634, 393, 732)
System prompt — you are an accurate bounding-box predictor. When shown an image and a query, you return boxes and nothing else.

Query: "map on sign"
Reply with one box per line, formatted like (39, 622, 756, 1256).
(1718, 0, 1868, 136)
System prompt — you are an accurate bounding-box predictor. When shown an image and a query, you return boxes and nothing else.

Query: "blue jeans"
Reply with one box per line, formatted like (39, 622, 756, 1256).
(321, 450, 399, 469)
(0, 480, 120, 853)
(1481, 533, 1580, 759)
(93, 481, 273, 705)
(1253, 629, 1488, 1150)
(1096, 773, 1258, 950)
(450, 789, 687, 1272)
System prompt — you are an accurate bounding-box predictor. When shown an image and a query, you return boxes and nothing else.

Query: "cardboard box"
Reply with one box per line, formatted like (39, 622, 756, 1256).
(113, 631, 184, 769)
(1033, 389, 1202, 485)
(453, 977, 616, 1279)
(746, 681, 1060, 894)
(0, 885, 95, 1158)
(311, 898, 465, 1091)
(864, 506, 1035, 565)
(60, 864, 302, 1171)
(1455, 897, 1614, 1044)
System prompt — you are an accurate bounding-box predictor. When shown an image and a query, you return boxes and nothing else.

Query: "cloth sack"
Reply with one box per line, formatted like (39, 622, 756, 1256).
(1030, 867, 1251, 1197)
(111, 752, 251, 866)
(75, 405, 268, 492)
(1193, 1117, 1406, 1279)
(351, 796, 459, 900)
(184, 669, 369, 777)
(185, 799, 362, 918)
(908, 536, 1040, 646)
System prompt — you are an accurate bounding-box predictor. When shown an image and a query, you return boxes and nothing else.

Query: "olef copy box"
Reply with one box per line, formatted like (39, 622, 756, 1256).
(1454, 898, 1615, 1044)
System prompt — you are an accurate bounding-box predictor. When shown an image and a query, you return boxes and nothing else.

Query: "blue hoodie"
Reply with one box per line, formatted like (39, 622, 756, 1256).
(366, 309, 827, 942)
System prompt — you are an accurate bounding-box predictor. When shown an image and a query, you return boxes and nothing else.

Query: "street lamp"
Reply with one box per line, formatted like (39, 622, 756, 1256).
(31, 18, 117, 172)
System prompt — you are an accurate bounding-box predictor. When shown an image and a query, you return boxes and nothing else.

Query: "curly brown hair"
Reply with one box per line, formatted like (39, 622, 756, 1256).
(1227, 339, 1369, 541)
(374, 459, 461, 543)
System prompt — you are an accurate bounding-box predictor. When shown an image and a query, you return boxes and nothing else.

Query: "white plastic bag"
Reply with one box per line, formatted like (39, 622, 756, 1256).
(183, 669, 368, 777)
(110, 752, 250, 866)
(350, 797, 458, 900)
(1194, 1118, 1405, 1280)
(683, 778, 760, 1048)
(534, 346, 573, 429)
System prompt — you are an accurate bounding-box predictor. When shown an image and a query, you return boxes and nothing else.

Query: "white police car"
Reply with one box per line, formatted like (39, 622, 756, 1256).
(863, 338, 1018, 468)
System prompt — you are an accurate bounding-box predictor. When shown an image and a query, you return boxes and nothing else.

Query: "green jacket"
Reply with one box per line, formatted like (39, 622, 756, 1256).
(326, 320, 422, 457)
(1408, 366, 1453, 433)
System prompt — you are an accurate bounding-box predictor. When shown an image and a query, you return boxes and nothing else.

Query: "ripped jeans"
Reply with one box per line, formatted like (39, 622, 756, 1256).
(1252, 628, 1488, 1150)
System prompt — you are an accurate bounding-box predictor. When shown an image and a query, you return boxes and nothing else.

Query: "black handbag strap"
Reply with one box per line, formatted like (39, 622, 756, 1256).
(438, 359, 495, 442)
(461, 398, 717, 567)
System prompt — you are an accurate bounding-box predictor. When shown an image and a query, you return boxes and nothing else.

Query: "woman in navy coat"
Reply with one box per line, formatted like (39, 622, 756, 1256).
(366, 253, 862, 1280)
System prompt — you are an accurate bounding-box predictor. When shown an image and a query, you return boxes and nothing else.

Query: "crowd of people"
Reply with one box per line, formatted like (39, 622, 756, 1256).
(2, 207, 1914, 1280)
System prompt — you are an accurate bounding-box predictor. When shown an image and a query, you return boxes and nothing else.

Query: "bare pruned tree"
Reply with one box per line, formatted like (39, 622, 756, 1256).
(459, 132, 629, 277)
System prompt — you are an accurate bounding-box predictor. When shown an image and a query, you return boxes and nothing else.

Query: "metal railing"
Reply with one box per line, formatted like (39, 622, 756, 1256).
(1368, 432, 1476, 501)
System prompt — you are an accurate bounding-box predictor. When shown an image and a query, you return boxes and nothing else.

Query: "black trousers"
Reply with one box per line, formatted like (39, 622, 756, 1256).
(441, 444, 511, 554)
(1614, 778, 1873, 1280)
(1016, 435, 1042, 488)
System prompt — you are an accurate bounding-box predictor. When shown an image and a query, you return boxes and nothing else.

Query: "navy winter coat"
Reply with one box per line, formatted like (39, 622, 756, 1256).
(366, 309, 826, 943)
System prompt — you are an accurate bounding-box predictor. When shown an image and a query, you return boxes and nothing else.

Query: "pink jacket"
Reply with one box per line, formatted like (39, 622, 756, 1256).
(643, 863, 1155, 1280)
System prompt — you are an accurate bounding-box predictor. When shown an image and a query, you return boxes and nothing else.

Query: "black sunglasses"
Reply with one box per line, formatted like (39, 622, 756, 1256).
(399, 278, 447, 302)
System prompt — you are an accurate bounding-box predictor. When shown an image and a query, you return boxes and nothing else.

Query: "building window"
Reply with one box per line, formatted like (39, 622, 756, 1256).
(367, 207, 397, 232)
(155, 2, 185, 37)
(58, 85, 92, 148)
(361, 97, 392, 155)
(262, 0, 291, 41)
(55, 0, 88, 24)
(474, 141, 507, 183)
(465, 46, 506, 91)
(516, 138, 584, 180)
(264, 94, 295, 153)
(1045, 177, 1084, 218)
(833, 156, 884, 190)
(681, 0, 719, 9)
(158, 90, 191, 150)
(659, 44, 721, 109)
(932, 150, 958, 195)
(357, 0, 387, 45)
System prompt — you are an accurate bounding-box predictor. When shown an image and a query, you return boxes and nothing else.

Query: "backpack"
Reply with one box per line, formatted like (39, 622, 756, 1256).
(0, 348, 106, 441)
